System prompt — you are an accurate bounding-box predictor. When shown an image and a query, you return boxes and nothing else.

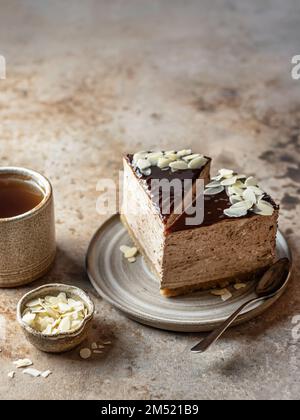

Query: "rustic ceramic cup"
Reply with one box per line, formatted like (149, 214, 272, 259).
(0, 167, 56, 287)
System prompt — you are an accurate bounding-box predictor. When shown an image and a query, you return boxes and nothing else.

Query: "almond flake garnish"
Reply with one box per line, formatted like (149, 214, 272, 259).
(188, 156, 208, 170)
(22, 293, 88, 335)
(13, 359, 33, 368)
(23, 368, 41, 378)
(8, 371, 15, 379)
(133, 150, 208, 175)
(205, 168, 275, 218)
(41, 370, 52, 378)
(234, 283, 247, 290)
(169, 161, 189, 171)
(211, 288, 232, 302)
(91, 342, 98, 350)
(204, 186, 225, 195)
(120, 245, 139, 263)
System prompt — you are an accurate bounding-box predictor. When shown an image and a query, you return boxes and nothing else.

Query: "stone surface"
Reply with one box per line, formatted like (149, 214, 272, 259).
(0, 0, 299, 400)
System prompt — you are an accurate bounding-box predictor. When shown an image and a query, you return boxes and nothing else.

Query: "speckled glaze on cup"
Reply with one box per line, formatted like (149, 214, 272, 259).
(0, 167, 56, 287)
(17, 283, 95, 353)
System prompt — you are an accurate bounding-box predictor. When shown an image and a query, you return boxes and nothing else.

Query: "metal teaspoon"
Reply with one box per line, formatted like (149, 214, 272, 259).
(191, 258, 291, 354)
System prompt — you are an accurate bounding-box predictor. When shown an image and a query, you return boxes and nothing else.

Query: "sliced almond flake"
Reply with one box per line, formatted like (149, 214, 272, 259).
(219, 169, 234, 177)
(177, 149, 192, 157)
(8, 371, 15, 379)
(127, 257, 136, 263)
(220, 176, 238, 186)
(233, 180, 247, 189)
(71, 320, 82, 329)
(243, 188, 257, 205)
(231, 200, 253, 210)
(245, 176, 258, 187)
(164, 153, 177, 161)
(169, 161, 189, 171)
(133, 151, 148, 163)
(188, 156, 207, 170)
(26, 298, 43, 308)
(228, 186, 244, 196)
(93, 350, 103, 354)
(252, 201, 274, 216)
(157, 157, 172, 169)
(257, 197, 274, 207)
(136, 158, 151, 172)
(147, 152, 163, 165)
(22, 312, 36, 326)
(42, 324, 53, 335)
(30, 306, 45, 314)
(97, 344, 105, 348)
(229, 195, 243, 205)
(40, 304, 60, 320)
(247, 185, 264, 196)
(80, 348, 92, 360)
(91, 342, 98, 350)
(205, 180, 221, 188)
(234, 283, 247, 290)
(182, 153, 201, 161)
(211, 288, 232, 301)
(220, 290, 233, 302)
(23, 368, 41, 378)
(58, 316, 71, 333)
(204, 186, 225, 195)
(13, 359, 33, 368)
(124, 247, 138, 259)
(57, 302, 71, 313)
(41, 370, 52, 378)
(57, 292, 68, 303)
(224, 207, 248, 218)
(141, 168, 152, 176)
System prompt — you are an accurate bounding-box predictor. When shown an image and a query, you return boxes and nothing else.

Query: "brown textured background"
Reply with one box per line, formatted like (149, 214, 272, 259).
(0, 0, 299, 400)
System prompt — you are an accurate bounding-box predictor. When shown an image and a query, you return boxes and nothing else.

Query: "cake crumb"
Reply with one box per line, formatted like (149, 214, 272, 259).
(234, 283, 247, 290)
(211, 288, 232, 302)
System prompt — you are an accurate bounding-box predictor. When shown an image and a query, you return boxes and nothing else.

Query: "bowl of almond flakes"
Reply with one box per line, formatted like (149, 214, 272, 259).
(17, 283, 95, 353)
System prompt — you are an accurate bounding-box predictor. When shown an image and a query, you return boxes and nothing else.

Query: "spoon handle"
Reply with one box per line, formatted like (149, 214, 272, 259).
(191, 297, 264, 353)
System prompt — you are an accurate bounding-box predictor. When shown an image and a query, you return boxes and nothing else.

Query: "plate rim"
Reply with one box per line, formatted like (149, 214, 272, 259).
(86, 214, 293, 332)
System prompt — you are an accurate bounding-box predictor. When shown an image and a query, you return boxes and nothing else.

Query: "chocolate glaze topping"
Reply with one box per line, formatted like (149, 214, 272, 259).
(125, 154, 278, 233)
(168, 190, 278, 233)
(126, 154, 211, 222)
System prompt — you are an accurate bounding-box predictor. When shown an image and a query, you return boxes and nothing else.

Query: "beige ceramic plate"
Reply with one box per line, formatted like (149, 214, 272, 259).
(86, 214, 292, 332)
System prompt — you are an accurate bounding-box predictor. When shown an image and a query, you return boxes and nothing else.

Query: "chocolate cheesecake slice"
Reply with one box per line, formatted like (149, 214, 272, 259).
(121, 153, 279, 297)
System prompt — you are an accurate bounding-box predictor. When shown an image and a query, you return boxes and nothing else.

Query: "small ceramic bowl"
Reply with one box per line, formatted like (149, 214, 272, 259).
(17, 283, 95, 353)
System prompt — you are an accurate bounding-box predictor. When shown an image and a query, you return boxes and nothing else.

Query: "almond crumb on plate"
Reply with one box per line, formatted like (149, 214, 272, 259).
(23, 368, 41, 378)
(8, 371, 15, 379)
(234, 283, 247, 290)
(41, 370, 52, 378)
(13, 358, 33, 368)
(80, 348, 92, 359)
(211, 288, 232, 302)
